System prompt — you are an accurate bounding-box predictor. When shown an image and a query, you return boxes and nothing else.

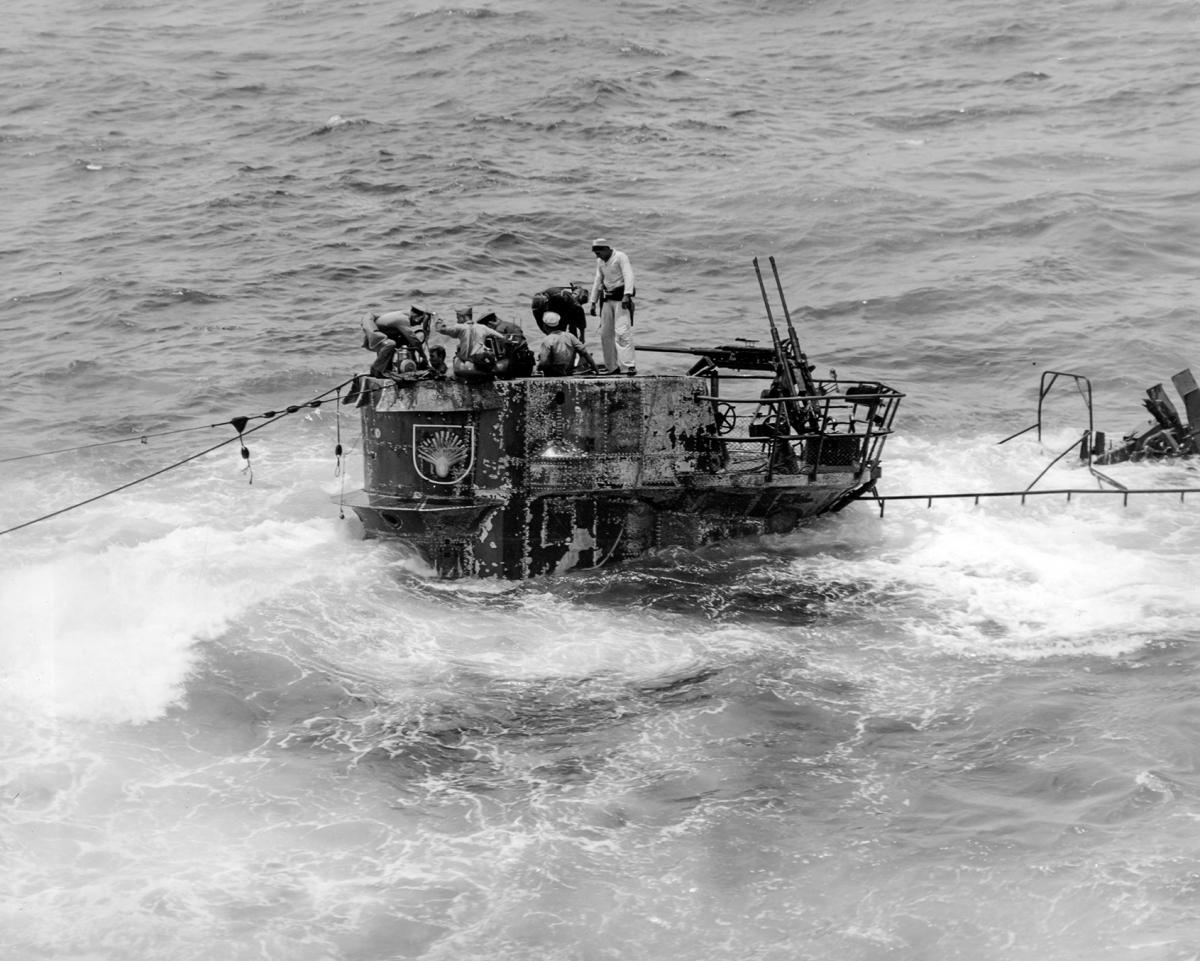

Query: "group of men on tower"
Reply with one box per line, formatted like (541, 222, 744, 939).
(360, 239, 638, 382)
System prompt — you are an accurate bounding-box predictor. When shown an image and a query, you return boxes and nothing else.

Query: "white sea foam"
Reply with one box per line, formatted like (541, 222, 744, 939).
(0, 517, 347, 724)
(844, 431, 1200, 659)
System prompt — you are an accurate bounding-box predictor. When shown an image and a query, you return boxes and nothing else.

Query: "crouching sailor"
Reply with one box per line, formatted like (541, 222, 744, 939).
(361, 305, 432, 377)
(476, 309, 535, 378)
(531, 283, 589, 341)
(536, 311, 600, 377)
(435, 311, 506, 381)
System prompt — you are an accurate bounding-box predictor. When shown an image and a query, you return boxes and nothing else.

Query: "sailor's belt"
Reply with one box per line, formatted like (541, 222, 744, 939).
(603, 285, 626, 299)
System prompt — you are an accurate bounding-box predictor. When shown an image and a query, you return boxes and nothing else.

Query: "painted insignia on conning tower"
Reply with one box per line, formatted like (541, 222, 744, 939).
(413, 424, 475, 484)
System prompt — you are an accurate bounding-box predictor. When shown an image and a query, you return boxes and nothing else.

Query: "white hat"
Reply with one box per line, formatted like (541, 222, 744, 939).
(591, 238, 609, 248)
(542, 310, 562, 329)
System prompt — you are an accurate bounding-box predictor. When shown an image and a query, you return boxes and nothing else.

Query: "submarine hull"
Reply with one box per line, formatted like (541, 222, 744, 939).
(346, 375, 895, 579)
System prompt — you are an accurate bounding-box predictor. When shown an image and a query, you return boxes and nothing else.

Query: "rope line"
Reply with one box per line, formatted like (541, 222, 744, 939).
(0, 423, 215, 464)
(0, 378, 355, 465)
(0, 378, 355, 538)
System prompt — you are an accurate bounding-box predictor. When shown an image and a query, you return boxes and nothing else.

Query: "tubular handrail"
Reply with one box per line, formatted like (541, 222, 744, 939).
(1038, 370, 1095, 444)
(999, 370, 1095, 447)
(999, 369, 1134, 492)
(869, 486, 1200, 516)
(717, 429, 896, 444)
(695, 389, 904, 404)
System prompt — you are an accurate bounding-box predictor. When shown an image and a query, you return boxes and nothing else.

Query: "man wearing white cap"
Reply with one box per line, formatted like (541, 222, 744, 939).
(536, 311, 600, 377)
(586, 238, 637, 375)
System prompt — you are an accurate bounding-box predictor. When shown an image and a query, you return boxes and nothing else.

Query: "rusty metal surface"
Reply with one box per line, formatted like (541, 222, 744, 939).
(350, 374, 898, 578)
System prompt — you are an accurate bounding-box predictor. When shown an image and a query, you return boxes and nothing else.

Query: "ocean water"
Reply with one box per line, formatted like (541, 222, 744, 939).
(3, 0, 1200, 958)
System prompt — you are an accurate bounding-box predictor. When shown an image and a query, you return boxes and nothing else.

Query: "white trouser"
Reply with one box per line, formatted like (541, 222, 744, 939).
(599, 300, 636, 373)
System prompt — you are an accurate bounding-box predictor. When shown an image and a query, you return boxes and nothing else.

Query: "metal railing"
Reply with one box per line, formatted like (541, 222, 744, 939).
(869, 486, 1200, 515)
(695, 374, 904, 480)
(997, 369, 1126, 490)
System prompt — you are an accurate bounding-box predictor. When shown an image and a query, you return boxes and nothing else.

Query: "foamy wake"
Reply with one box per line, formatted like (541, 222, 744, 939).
(0, 518, 347, 725)
(830, 430, 1200, 659)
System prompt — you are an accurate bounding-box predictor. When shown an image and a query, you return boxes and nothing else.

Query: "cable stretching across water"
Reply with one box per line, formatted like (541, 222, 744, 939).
(0, 422, 223, 464)
(0, 383, 355, 465)
(0, 378, 354, 538)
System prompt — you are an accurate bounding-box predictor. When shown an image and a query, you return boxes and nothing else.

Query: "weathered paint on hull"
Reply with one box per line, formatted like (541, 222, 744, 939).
(346, 375, 882, 579)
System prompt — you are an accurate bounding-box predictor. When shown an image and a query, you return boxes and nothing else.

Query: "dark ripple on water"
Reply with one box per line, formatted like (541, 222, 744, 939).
(548, 541, 893, 627)
(239, 651, 730, 796)
(210, 639, 865, 827)
(375, 532, 890, 628)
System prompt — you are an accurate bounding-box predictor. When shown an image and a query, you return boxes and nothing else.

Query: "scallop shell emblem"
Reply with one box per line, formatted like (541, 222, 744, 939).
(414, 426, 473, 483)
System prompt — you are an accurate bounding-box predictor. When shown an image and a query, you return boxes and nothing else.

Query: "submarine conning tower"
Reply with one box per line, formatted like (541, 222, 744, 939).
(345, 373, 896, 578)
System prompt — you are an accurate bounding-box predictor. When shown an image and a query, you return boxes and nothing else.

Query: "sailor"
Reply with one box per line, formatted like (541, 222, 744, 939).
(427, 344, 448, 378)
(434, 311, 506, 381)
(475, 310, 534, 378)
(536, 311, 600, 377)
(361, 305, 432, 377)
(586, 238, 637, 376)
(531, 284, 589, 341)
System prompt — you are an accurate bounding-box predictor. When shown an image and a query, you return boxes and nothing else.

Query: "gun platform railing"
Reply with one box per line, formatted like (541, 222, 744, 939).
(692, 372, 904, 481)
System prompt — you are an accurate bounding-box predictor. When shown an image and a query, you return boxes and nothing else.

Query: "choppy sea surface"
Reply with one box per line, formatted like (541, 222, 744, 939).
(3, 1, 1200, 958)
